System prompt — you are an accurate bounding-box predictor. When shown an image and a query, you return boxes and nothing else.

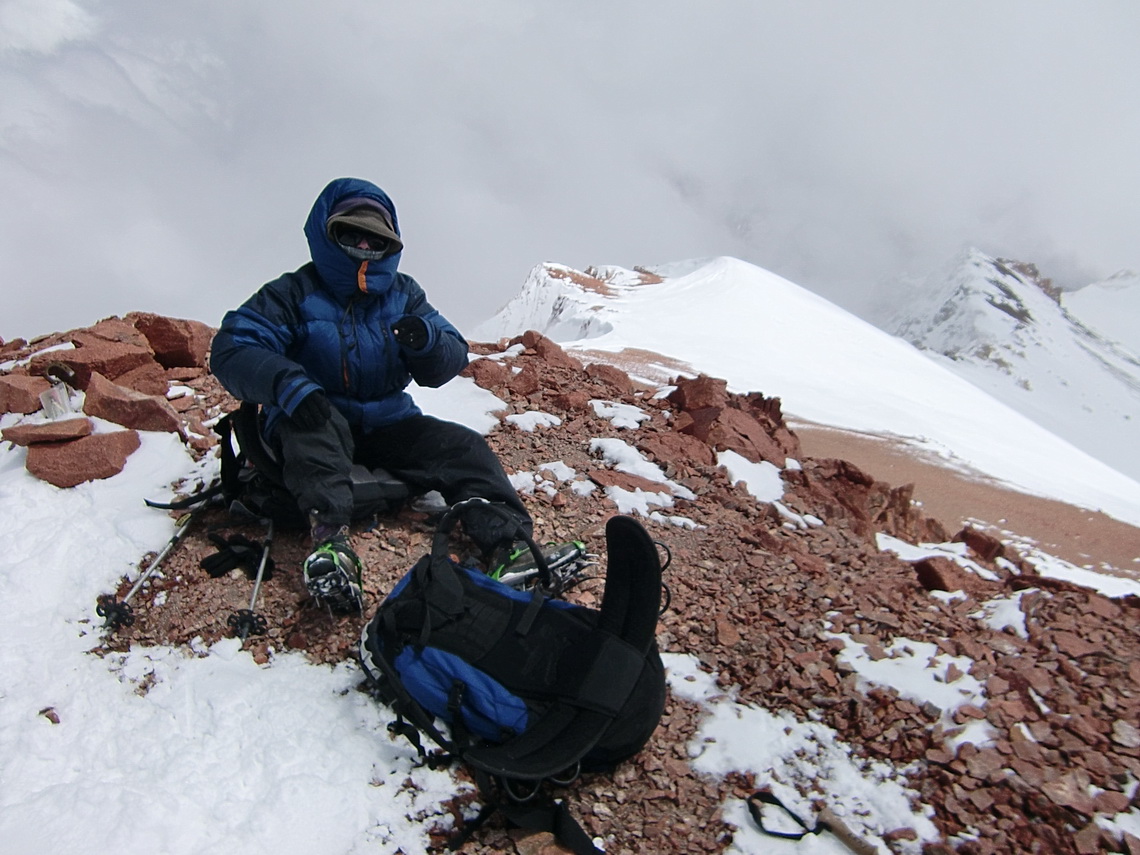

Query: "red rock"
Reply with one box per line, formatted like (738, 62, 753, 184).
(461, 357, 512, 390)
(1, 337, 28, 354)
(1053, 631, 1099, 658)
(953, 526, 1005, 561)
(1083, 594, 1122, 619)
(587, 470, 668, 494)
(83, 372, 182, 434)
(127, 312, 214, 369)
(0, 374, 51, 414)
(667, 375, 727, 411)
(1112, 719, 1140, 748)
(28, 340, 153, 388)
(965, 748, 1005, 778)
(967, 788, 995, 811)
(954, 704, 986, 722)
(913, 557, 971, 592)
(1094, 789, 1132, 813)
(1041, 769, 1095, 815)
(1074, 822, 1106, 855)
(637, 432, 715, 468)
(715, 617, 741, 647)
(25, 430, 141, 487)
(509, 331, 582, 370)
(1010, 758, 1045, 788)
(71, 317, 152, 349)
(706, 407, 788, 466)
(986, 675, 1010, 695)
(2, 418, 93, 446)
(507, 364, 543, 397)
(791, 552, 827, 575)
(926, 748, 955, 765)
(883, 828, 918, 843)
(112, 361, 170, 396)
(585, 362, 632, 394)
(673, 408, 715, 441)
(164, 366, 205, 382)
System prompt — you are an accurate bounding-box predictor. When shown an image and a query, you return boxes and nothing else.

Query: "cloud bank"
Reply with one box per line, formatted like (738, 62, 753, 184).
(2, 0, 1138, 341)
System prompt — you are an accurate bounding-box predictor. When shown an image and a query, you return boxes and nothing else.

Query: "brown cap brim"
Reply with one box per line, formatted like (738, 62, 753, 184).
(326, 209, 404, 252)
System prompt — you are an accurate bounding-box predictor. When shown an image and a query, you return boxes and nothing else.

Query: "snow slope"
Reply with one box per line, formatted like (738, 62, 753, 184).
(4, 340, 1140, 853)
(891, 249, 1140, 482)
(475, 256, 1140, 527)
(1063, 269, 1140, 359)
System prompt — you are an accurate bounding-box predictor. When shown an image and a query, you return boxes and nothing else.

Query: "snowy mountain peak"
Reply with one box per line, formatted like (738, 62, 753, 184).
(890, 248, 1140, 481)
(892, 248, 1066, 368)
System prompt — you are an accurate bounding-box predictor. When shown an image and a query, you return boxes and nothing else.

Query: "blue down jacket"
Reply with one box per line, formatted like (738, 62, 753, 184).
(211, 178, 468, 435)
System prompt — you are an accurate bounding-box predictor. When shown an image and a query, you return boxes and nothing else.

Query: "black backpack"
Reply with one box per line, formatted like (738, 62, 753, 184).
(359, 499, 666, 853)
(214, 401, 410, 528)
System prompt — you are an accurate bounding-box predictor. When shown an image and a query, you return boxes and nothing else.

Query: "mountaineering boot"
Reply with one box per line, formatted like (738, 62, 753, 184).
(304, 517, 364, 614)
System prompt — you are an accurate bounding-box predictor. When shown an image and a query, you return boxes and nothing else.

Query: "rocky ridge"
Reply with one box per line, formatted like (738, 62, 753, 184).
(2, 318, 1139, 854)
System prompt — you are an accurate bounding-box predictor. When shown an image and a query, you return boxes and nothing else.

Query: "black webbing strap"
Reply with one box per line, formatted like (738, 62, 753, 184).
(363, 628, 457, 756)
(448, 772, 602, 855)
(747, 790, 816, 840)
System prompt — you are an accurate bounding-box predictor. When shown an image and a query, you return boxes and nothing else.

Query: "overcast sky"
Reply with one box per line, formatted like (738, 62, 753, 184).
(2, 0, 1138, 342)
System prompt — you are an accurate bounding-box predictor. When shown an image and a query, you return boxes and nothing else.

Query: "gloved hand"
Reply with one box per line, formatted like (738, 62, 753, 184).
(391, 315, 429, 351)
(289, 391, 331, 430)
(200, 533, 275, 580)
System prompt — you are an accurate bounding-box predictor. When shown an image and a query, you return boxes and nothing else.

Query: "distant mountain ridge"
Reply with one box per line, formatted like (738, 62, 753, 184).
(474, 255, 1140, 526)
(889, 248, 1140, 482)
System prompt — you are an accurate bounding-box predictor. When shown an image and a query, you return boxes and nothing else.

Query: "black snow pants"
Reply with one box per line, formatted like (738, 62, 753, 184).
(274, 407, 531, 554)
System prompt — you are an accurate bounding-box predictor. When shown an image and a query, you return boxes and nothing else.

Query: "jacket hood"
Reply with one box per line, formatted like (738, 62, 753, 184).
(304, 177, 403, 301)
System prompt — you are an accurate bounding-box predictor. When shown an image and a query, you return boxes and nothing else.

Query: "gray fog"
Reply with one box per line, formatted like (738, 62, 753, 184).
(2, 0, 1138, 341)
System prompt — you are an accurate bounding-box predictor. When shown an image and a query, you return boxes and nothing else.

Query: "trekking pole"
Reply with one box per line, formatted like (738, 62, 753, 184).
(227, 520, 274, 640)
(97, 505, 204, 631)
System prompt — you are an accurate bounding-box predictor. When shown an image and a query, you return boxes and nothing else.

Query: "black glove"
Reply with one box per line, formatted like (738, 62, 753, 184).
(289, 391, 331, 430)
(391, 315, 429, 351)
(200, 533, 275, 580)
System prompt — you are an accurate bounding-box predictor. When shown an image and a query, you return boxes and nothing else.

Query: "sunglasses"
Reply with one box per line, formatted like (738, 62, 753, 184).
(334, 228, 391, 254)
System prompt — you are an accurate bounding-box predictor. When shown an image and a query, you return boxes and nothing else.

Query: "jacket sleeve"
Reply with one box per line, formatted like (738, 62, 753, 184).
(395, 277, 469, 389)
(209, 275, 323, 417)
